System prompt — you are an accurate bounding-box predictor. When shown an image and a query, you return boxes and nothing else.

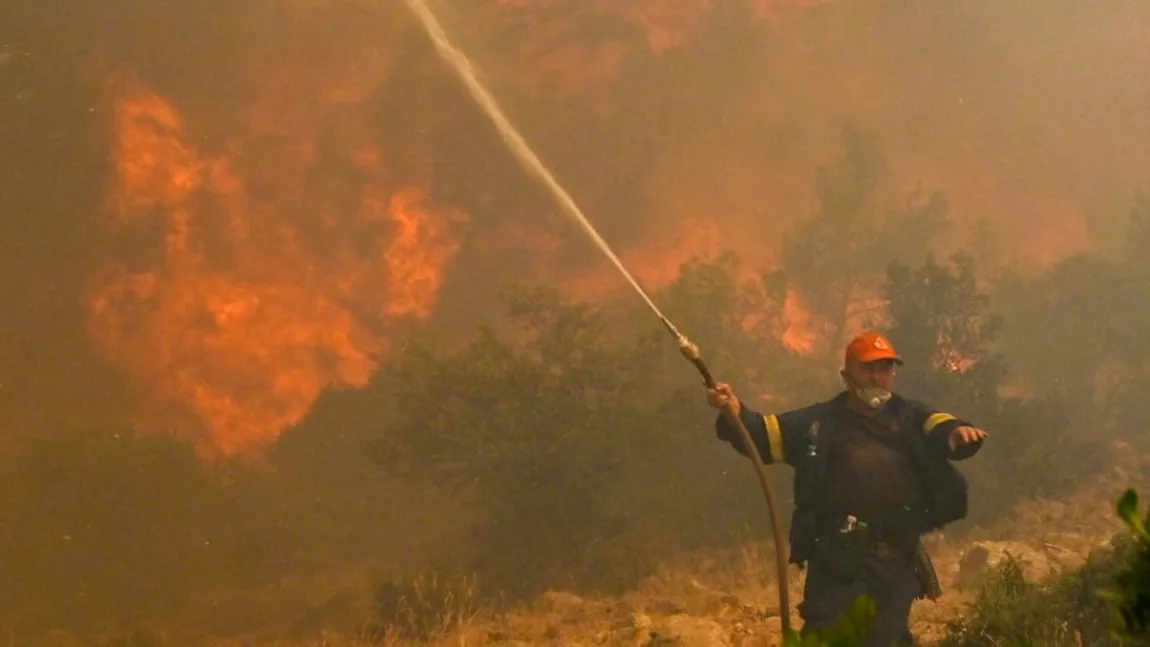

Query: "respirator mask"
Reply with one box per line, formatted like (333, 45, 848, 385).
(844, 372, 892, 409)
(854, 386, 892, 410)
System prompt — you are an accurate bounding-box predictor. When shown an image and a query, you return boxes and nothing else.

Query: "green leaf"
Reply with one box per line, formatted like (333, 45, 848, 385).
(1117, 489, 1149, 539)
(1118, 489, 1140, 525)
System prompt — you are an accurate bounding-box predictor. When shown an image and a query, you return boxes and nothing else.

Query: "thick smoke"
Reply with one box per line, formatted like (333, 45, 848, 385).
(433, 0, 1150, 276)
(2, 0, 1150, 638)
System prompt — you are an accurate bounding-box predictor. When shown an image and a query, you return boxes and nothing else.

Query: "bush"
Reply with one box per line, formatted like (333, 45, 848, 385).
(1101, 489, 1150, 643)
(783, 596, 877, 646)
(369, 267, 806, 601)
(881, 253, 1114, 527)
(937, 489, 1150, 647)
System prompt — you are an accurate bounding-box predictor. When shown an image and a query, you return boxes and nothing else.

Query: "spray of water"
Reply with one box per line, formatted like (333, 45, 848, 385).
(401, 0, 689, 341)
(401, 4, 794, 630)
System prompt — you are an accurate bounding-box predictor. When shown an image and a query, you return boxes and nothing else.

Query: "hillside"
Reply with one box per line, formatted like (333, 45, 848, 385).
(36, 442, 1146, 647)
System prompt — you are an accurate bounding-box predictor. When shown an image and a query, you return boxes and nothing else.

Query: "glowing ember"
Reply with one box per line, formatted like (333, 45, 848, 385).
(88, 74, 464, 460)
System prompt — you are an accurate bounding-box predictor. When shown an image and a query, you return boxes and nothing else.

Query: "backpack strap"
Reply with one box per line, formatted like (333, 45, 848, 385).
(787, 404, 833, 565)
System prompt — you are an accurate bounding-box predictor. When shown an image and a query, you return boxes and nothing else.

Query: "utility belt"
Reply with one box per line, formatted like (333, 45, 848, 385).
(807, 515, 942, 600)
(816, 515, 917, 561)
(791, 507, 920, 560)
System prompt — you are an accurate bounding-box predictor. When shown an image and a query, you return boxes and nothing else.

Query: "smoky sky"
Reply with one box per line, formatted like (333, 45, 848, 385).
(3, 0, 1150, 449)
(2, 0, 1149, 635)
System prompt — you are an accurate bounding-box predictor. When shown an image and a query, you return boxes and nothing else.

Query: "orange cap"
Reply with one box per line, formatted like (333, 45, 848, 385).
(844, 331, 902, 366)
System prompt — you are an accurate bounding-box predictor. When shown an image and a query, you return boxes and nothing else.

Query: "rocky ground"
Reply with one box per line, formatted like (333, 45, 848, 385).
(387, 444, 1149, 647)
(26, 444, 1150, 647)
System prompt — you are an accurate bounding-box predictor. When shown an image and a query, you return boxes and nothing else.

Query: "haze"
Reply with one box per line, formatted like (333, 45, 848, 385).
(2, 0, 1149, 643)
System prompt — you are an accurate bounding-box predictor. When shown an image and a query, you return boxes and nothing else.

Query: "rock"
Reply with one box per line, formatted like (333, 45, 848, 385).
(616, 612, 654, 647)
(612, 607, 649, 634)
(632, 612, 654, 632)
(648, 615, 729, 647)
(606, 599, 637, 616)
(536, 590, 586, 616)
(649, 598, 687, 615)
(682, 579, 740, 616)
(956, 540, 1054, 588)
(1041, 533, 1089, 571)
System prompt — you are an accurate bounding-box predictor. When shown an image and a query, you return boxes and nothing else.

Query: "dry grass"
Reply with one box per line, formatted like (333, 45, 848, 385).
(19, 448, 1150, 647)
(374, 571, 484, 642)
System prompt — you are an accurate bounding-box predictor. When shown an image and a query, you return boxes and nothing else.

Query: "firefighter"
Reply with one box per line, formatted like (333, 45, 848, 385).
(705, 331, 988, 646)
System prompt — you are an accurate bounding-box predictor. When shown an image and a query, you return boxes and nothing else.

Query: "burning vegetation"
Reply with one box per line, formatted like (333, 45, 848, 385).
(87, 71, 465, 459)
(64, 0, 1150, 461)
(3, 0, 1150, 644)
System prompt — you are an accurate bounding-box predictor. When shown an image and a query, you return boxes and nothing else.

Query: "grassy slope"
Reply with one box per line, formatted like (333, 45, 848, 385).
(29, 443, 1150, 647)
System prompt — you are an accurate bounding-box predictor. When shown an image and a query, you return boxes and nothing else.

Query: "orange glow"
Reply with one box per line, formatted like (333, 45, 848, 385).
(108, 87, 203, 216)
(780, 289, 818, 354)
(558, 218, 725, 301)
(89, 73, 464, 460)
(83, 0, 1115, 460)
(620, 0, 713, 55)
(555, 217, 828, 355)
(381, 188, 466, 318)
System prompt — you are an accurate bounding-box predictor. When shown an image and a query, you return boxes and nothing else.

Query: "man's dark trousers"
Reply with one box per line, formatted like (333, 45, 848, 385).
(798, 545, 921, 647)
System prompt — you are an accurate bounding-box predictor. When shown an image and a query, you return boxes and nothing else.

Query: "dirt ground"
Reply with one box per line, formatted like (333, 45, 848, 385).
(382, 443, 1149, 647)
(26, 443, 1150, 647)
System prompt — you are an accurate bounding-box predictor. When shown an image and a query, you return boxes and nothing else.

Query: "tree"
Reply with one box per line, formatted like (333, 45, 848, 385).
(369, 287, 625, 595)
(883, 251, 1006, 415)
(369, 258, 799, 600)
(993, 254, 1130, 403)
(777, 124, 949, 355)
(881, 253, 1106, 524)
(989, 190, 1150, 454)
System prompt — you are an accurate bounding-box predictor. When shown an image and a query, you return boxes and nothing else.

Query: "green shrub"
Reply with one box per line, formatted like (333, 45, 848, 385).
(782, 596, 877, 646)
(937, 490, 1150, 647)
(1099, 489, 1150, 644)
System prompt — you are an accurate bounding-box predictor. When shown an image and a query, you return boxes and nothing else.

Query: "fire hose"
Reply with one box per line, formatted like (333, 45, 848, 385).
(402, 0, 792, 634)
(662, 318, 792, 634)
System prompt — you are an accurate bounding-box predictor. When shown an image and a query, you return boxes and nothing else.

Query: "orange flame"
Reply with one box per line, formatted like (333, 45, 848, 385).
(88, 73, 464, 460)
(780, 288, 818, 354)
(553, 217, 828, 355)
(381, 187, 465, 318)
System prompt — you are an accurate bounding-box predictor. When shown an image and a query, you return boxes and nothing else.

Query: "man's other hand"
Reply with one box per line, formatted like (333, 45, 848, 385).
(949, 425, 989, 452)
(706, 382, 740, 411)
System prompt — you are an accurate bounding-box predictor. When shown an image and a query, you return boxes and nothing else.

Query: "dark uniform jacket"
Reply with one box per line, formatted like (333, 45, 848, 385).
(715, 391, 982, 565)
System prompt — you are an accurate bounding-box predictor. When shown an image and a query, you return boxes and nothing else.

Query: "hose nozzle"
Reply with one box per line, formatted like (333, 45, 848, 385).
(676, 334, 701, 362)
(660, 317, 714, 388)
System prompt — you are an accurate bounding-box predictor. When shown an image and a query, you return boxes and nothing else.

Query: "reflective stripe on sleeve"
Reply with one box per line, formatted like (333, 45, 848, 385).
(924, 412, 957, 434)
(765, 414, 786, 462)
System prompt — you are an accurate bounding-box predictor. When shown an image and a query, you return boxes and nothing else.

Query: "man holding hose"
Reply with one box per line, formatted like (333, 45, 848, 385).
(706, 332, 988, 646)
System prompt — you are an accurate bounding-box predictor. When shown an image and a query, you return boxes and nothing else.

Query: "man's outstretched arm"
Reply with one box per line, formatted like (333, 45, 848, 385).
(912, 402, 989, 461)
